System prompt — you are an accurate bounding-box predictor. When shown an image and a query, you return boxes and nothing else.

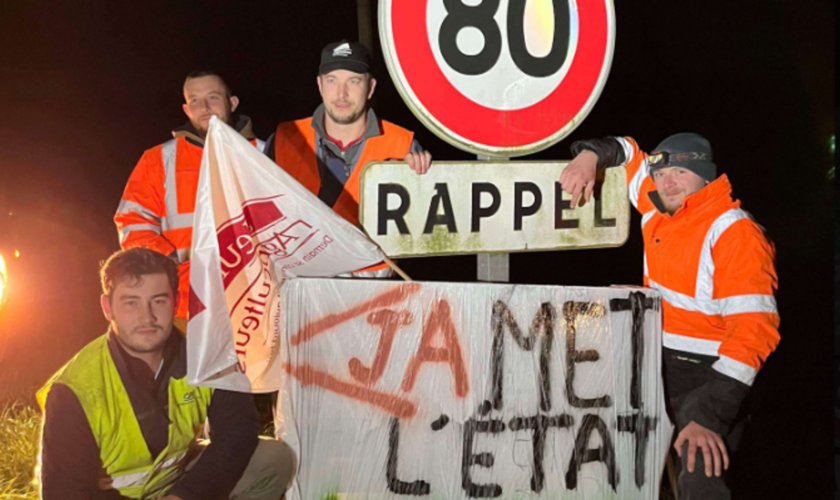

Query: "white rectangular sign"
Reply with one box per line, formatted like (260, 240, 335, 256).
(359, 162, 630, 258)
(277, 278, 672, 500)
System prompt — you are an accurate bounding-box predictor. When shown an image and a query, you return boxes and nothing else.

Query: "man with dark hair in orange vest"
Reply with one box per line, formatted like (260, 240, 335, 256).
(115, 71, 265, 322)
(560, 133, 780, 499)
(264, 40, 431, 278)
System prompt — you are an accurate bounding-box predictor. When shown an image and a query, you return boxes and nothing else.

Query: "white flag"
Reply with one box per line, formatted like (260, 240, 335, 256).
(187, 116, 385, 392)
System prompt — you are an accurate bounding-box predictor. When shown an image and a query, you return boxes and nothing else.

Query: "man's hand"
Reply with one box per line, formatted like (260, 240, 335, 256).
(405, 150, 432, 175)
(558, 150, 598, 207)
(97, 476, 113, 490)
(675, 421, 729, 478)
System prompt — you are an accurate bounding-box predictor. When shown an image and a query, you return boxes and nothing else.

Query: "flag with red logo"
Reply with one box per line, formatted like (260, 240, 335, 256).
(187, 116, 385, 392)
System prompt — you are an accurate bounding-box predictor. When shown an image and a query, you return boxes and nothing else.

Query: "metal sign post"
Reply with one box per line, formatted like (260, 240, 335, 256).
(356, 0, 373, 51)
(477, 253, 509, 283)
(476, 154, 509, 282)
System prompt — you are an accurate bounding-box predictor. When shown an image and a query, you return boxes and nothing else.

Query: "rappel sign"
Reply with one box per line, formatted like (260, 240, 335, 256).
(360, 161, 630, 257)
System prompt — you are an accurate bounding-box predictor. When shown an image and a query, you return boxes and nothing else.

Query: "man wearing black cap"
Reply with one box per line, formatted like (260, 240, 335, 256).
(265, 41, 430, 278)
(560, 134, 780, 499)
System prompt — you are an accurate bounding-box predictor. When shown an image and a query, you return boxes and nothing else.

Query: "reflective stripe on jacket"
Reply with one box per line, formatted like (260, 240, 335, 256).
(618, 137, 780, 387)
(115, 121, 263, 318)
(273, 117, 415, 276)
(37, 335, 214, 498)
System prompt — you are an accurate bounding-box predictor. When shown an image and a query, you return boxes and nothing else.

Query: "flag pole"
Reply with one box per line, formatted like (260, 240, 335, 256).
(383, 256, 412, 281)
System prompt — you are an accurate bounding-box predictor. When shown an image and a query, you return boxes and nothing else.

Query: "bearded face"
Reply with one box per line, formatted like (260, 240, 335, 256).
(318, 70, 375, 127)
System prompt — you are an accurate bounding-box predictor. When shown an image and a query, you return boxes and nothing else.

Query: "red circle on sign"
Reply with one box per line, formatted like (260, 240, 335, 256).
(385, 0, 612, 155)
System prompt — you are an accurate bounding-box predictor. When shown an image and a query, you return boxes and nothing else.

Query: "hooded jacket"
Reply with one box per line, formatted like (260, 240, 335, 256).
(574, 136, 780, 433)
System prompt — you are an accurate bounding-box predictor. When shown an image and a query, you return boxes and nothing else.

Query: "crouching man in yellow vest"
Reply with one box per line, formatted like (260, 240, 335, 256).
(37, 248, 295, 500)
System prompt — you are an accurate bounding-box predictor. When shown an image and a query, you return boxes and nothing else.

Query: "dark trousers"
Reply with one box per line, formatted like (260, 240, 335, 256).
(663, 349, 747, 500)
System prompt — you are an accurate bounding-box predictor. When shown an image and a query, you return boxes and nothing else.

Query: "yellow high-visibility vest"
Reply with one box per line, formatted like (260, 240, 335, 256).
(38, 334, 214, 498)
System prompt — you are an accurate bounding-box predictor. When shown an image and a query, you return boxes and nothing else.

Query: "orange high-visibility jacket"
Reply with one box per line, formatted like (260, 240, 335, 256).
(273, 117, 414, 276)
(619, 137, 780, 388)
(115, 120, 263, 318)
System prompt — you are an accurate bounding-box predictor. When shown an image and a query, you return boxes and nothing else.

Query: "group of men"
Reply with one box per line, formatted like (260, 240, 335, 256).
(113, 40, 430, 322)
(39, 40, 428, 500)
(37, 38, 779, 500)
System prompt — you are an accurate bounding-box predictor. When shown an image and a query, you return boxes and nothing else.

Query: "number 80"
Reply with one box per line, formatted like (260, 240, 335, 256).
(439, 0, 571, 78)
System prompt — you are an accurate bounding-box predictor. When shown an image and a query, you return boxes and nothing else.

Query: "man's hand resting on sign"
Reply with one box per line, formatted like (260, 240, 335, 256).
(559, 150, 598, 207)
(405, 150, 432, 175)
(675, 421, 730, 478)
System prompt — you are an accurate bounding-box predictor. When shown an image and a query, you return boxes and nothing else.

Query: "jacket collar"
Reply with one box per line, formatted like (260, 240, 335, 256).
(107, 327, 186, 383)
(648, 174, 738, 218)
(310, 104, 381, 143)
(171, 114, 256, 147)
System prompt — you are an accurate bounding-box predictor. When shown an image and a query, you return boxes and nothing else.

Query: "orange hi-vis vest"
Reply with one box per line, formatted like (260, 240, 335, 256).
(618, 137, 780, 387)
(115, 132, 264, 318)
(273, 118, 414, 275)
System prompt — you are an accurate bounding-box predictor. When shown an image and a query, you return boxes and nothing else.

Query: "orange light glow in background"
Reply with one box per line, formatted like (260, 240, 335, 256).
(0, 252, 7, 306)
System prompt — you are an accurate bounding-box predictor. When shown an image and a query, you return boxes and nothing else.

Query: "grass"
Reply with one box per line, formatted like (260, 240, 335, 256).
(0, 400, 39, 500)
(0, 394, 275, 500)
(0, 395, 680, 499)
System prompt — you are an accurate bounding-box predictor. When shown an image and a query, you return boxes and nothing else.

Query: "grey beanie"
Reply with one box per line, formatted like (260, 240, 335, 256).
(649, 133, 717, 183)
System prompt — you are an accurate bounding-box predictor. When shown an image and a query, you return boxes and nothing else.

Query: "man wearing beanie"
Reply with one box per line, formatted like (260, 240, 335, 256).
(264, 40, 431, 278)
(560, 134, 779, 499)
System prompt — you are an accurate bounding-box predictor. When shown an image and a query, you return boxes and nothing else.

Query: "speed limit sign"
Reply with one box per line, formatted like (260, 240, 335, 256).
(379, 0, 615, 157)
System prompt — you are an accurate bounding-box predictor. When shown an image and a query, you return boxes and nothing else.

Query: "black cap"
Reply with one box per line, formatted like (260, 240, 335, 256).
(649, 132, 717, 183)
(319, 40, 371, 75)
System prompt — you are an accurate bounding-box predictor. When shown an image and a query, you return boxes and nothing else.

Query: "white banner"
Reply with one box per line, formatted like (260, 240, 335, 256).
(277, 278, 673, 499)
(187, 117, 385, 392)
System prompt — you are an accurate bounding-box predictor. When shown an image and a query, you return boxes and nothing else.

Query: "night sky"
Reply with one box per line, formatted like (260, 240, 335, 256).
(0, 0, 833, 496)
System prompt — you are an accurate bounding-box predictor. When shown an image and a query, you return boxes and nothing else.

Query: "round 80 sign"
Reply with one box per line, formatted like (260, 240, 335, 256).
(379, 0, 615, 157)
